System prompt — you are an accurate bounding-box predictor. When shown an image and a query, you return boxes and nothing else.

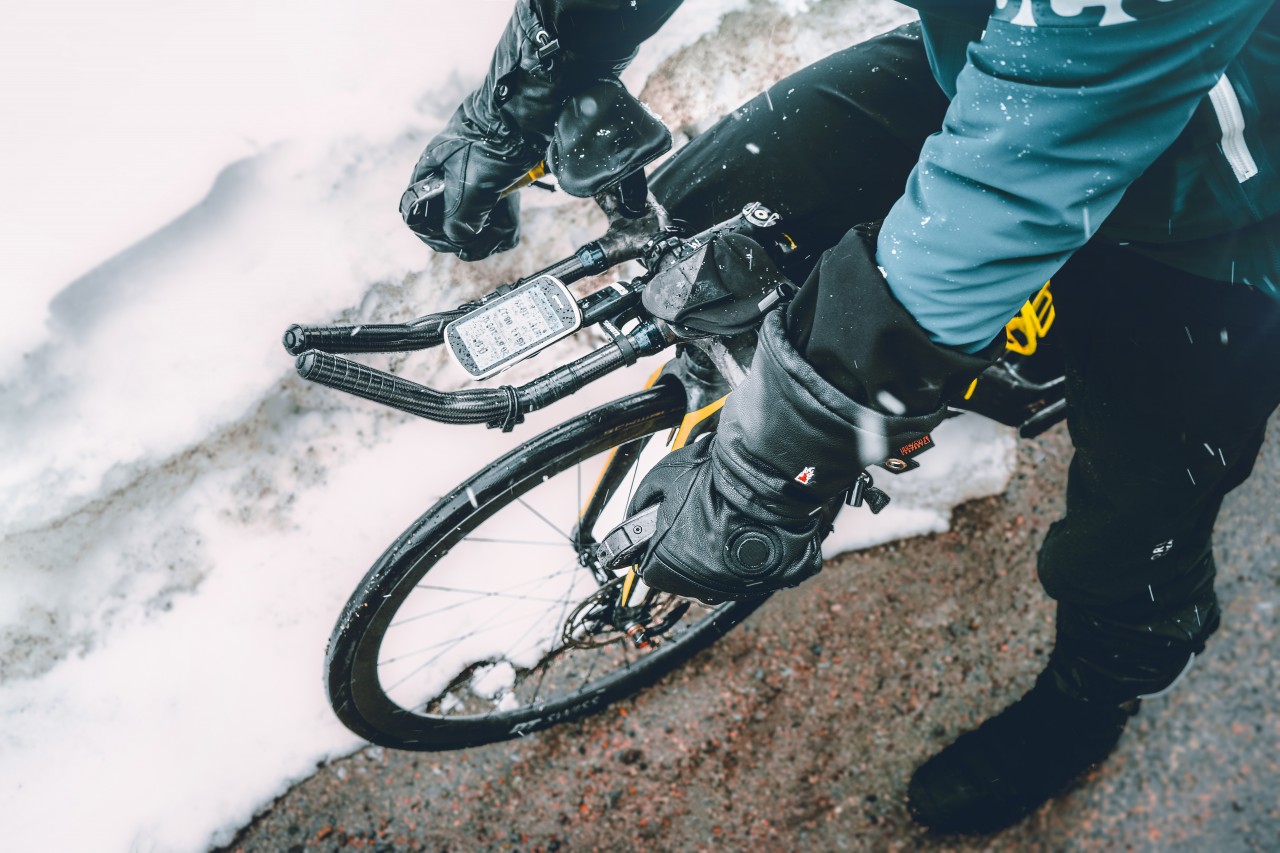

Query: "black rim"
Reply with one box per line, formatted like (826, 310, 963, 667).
(326, 384, 767, 750)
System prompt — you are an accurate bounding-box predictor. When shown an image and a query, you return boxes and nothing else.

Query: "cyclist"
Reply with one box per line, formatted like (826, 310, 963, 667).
(401, 0, 1280, 833)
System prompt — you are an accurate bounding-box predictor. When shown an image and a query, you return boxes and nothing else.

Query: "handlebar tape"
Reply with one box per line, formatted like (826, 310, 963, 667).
(294, 330, 651, 427)
(282, 315, 462, 356)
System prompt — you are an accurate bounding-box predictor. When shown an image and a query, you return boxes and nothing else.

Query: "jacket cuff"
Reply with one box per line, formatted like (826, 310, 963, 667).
(786, 224, 1003, 414)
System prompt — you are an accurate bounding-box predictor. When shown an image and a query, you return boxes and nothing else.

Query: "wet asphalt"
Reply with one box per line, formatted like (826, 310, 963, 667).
(220, 415, 1279, 853)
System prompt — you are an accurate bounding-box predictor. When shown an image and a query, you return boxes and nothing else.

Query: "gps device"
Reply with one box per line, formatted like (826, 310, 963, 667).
(445, 274, 583, 379)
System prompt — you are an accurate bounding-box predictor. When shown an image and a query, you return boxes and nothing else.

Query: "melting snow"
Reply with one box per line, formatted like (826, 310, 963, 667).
(0, 2, 1012, 851)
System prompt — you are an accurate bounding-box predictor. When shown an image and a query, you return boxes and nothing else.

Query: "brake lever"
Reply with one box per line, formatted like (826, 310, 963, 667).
(596, 170, 650, 220)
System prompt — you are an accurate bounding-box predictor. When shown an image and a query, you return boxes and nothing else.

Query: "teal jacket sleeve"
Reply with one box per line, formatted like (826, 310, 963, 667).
(878, 0, 1274, 351)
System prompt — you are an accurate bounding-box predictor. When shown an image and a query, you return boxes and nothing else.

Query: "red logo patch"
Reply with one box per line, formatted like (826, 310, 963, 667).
(898, 434, 932, 457)
(795, 466, 816, 485)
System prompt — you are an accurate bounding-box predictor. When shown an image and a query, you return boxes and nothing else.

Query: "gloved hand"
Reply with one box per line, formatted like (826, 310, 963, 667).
(621, 226, 1002, 603)
(402, 0, 679, 260)
(402, 101, 534, 261)
(401, 1, 571, 260)
(626, 309, 943, 602)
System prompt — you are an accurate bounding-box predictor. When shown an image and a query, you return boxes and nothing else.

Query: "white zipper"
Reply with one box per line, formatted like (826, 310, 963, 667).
(1208, 74, 1259, 183)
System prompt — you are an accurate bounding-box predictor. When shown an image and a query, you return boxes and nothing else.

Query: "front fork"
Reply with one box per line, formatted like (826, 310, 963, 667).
(570, 346, 734, 646)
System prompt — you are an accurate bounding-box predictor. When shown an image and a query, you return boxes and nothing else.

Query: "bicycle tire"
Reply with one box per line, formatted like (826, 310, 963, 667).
(325, 380, 770, 750)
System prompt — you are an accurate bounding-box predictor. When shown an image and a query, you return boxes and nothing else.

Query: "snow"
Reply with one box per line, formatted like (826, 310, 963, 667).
(0, 1, 1012, 851)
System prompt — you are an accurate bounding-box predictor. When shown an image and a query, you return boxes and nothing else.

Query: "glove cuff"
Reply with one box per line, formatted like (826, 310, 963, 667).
(713, 311, 943, 516)
(472, 0, 638, 144)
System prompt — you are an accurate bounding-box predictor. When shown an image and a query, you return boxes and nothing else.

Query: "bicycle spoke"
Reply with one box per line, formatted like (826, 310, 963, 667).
(381, 505, 590, 693)
(382, 567, 599, 690)
(393, 565, 583, 627)
(411, 561, 581, 596)
(457, 537, 568, 547)
(474, 601, 581, 717)
(383, 584, 571, 668)
(579, 645, 602, 690)
(515, 495, 574, 543)
(381, 602, 546, 691)
(620, 629, 635, 673)
(398, 579, 587, 713)
(412, 586, 568, 602)
(525, 571, 583, 706)
(388, 592, 562, 628)
(527, 650, 554, 706)
(625, 446, 643, 507)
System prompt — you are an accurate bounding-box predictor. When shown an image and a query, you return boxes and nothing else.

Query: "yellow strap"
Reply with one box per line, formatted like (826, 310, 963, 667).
(619, 567, 639, 607)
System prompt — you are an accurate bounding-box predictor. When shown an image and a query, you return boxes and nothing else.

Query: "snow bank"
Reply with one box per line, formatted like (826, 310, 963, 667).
(0, 2, 1013, 851)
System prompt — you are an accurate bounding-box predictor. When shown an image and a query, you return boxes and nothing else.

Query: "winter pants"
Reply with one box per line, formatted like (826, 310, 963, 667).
(650, 22, 1280, 697)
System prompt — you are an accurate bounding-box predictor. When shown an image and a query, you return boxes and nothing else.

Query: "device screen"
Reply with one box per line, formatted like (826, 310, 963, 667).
(447, 276, 580, 378)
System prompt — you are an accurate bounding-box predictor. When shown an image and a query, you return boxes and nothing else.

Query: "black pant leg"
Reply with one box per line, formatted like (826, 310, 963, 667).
(1025, 244, 1280, 700)
(1039, 242, 1280, 611)
(650, 21, 950, 282)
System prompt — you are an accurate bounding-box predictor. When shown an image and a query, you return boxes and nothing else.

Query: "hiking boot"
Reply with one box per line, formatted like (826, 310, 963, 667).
(906, 671, 1134, 833)
(908, 579, 1219, 834)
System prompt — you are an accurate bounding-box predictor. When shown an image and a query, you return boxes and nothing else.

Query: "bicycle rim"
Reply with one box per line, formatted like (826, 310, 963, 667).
(325, 382, 767, 750)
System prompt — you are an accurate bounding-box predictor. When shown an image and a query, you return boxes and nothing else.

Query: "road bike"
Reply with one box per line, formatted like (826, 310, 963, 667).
(284, 90, 1065, 751)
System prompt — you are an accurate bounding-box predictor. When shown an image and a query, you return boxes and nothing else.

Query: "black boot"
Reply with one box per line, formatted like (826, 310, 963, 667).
(907, 579, 1220, 834)
(907, 667, 1134, 834)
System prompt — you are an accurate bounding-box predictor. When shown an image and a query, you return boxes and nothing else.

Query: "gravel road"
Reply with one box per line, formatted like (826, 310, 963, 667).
(219, 415, 1279, 853)
(219, 10, 1278, 847)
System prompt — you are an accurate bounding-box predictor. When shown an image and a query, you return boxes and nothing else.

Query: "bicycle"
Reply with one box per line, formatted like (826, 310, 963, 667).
(283, 88, 1066, 752)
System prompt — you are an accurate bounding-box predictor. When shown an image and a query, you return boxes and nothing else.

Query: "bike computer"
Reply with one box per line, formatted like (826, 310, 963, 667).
(445, 274, 583, 379)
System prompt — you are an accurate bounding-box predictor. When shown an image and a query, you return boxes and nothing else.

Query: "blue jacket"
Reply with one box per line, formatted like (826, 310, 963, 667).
(551, 0, 1278, 349)
(884, 0, 1279, 349)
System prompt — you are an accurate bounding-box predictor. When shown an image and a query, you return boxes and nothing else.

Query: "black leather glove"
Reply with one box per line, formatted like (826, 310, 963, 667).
(627, 309, 943, 602)
(402, 0, 680, 260)
(401, 1, 569, 260)
(620, 226, 1002, 603)
(401, 108, 528, 261)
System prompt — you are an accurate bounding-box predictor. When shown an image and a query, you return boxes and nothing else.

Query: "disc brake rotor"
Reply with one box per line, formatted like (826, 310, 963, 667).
(561, 576, 690, 650)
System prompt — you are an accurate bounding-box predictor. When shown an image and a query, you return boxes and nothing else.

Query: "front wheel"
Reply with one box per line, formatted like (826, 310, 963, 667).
(325, 381, 769, 750)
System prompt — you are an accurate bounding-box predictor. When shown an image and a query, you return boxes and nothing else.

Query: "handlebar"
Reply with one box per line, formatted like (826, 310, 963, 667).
(282, 312, 466, 357)
(289, 171, 790, 431)
(296, 319, 671, 431)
